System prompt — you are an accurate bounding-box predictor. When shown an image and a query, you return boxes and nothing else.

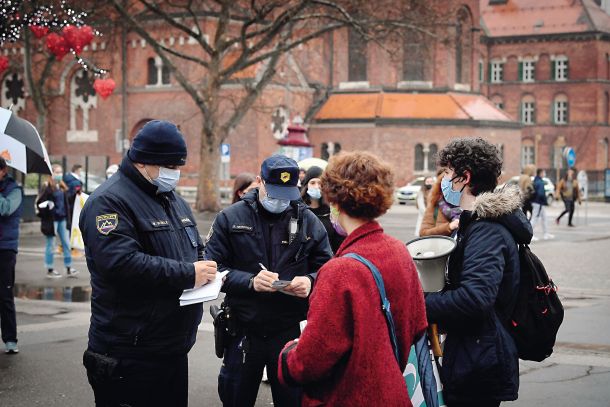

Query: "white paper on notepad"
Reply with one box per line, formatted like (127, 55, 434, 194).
(179, 270, 229, 306)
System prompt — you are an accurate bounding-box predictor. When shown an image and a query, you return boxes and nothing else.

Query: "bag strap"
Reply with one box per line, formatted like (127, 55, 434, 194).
(342, 253, 401, 364)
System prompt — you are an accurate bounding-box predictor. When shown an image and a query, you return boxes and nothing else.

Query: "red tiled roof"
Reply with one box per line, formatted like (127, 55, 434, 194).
(481, 0, 610, 37)
(314, 92, 514, 122)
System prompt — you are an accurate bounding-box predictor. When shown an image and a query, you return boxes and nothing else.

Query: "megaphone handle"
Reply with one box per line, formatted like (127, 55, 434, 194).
(429, 324, 443, 357)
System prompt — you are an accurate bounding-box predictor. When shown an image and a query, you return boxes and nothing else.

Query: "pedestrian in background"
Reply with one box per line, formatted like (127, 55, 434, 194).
(518, 164, 536, 220)
(530, 168, 554, 241)
(425, 138, 533, 407)
(232, 172, 258, 204)
(80, 120, 217, 407)
(300, 165, 345, 253)
(105, 164, 119, 179)
(419, 173, 461, 237)
(555, 168, 581, 227)
(279, 151, 427, 406)
(63, 163, 83, 195)
(37, 164, 78, 278)
(205, 154, 332, 407)
(0, 157, 22, 354)
(414, 175, 435, 237)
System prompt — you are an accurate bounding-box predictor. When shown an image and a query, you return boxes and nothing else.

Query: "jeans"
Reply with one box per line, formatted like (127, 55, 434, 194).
(45, 219, 72, 269)
(218, 325, 301, 407)
(557, 199, 575, 225)
(0, 250, 17, 344)
(530, 203, 548, 235)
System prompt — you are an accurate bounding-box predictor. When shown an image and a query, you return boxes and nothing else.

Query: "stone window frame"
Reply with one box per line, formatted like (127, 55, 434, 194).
(491, 94, 504, 110)
(414, 142, 438, 174)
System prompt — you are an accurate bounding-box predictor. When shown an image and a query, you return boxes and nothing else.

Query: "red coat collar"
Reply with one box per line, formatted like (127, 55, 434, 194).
(335, 221, 383, 256)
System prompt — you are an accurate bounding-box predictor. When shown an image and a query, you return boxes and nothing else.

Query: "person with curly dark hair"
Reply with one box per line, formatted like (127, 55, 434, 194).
(279, 151, 427, 406)
(426, 138, 533, 407)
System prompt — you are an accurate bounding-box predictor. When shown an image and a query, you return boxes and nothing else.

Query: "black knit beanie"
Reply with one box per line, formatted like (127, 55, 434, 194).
(127, 120, 187, 166)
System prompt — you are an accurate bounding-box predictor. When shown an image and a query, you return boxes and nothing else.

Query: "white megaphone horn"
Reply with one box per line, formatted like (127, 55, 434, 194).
(406, 236, 457, 292)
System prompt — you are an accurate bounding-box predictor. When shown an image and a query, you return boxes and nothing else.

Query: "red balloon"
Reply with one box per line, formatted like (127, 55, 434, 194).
(46, 33, 70, 61)
(0, 56, 9, 75)
(93, 78, 116, 100)
(29, 25, 49, 39)
(62, 25, 94, 54)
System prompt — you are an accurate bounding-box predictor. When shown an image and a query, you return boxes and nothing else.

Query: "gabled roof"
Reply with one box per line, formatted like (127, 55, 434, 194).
(480, 0, 610, 38)
(314, 92, 514, 124)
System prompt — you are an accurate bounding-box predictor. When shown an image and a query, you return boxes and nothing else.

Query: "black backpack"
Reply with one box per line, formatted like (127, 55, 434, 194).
(505, 244, 564, 362)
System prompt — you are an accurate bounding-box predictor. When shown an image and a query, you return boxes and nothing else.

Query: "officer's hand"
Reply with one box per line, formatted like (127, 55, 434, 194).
(193, 260, 217, 287)
(284, 276, 312, 298)
(253, 270, 279, 292)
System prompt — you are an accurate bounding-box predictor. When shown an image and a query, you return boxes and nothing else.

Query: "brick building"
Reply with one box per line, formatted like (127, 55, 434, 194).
(1, 1, 520, 194)
(481, 0, 610, 193)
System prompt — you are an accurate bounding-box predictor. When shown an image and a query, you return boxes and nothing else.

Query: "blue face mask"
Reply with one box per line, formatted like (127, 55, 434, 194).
(441, 176, 464, 207)
(261, 196, 290, 214)
(152, 167, 180, 193)
(307, 187, 322, 200)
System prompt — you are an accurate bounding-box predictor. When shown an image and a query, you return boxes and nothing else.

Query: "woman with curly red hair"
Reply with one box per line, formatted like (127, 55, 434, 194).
(278, 151, 427, 406)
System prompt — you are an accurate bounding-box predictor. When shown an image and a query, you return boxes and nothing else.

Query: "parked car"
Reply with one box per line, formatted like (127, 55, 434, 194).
(82, 173, 106, 194)
(395, 176, 426, 204)
(501, 176, 555, 205)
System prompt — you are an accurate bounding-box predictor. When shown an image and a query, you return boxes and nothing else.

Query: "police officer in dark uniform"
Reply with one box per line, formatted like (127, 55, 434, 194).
(205, 155, 333, 407)
(80, 120, 217, 407)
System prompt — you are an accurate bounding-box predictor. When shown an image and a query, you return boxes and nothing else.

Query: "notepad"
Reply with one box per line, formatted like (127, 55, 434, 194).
(179, 270, 229, 306)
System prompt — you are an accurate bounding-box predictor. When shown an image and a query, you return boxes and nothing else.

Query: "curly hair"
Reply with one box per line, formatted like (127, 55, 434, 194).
(437, 138, 502, 196)
(321, 151, 395, 220)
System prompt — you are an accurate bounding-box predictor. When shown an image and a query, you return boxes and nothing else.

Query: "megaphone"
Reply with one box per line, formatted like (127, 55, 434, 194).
(406, 235, 457, 292)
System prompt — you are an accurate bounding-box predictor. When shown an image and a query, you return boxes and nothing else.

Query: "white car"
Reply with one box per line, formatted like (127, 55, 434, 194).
(395, 177, 426, 204)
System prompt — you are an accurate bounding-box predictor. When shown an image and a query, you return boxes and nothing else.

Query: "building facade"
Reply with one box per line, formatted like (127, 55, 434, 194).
(1, 1, 520, 195)
(481, 0, 610, 193)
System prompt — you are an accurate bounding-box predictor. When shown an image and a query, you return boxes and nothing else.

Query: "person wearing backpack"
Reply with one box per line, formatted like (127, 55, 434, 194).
(425, 138, 533, 407)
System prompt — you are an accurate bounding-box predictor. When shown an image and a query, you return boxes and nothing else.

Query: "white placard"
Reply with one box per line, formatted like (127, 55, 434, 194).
(0, 133, 27, 173)
(70, 192, 89, 251)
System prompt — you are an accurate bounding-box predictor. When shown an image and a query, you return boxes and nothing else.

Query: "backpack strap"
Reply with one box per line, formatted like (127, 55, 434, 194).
(342, 253, 401, 364)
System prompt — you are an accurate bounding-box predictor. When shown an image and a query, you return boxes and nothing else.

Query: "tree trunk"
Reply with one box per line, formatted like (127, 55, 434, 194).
(195, 124, 222, 212)
(36, 111, 46, 141)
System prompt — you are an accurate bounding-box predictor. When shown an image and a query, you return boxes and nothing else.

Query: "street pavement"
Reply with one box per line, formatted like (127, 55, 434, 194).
(1, 200, 609, 406)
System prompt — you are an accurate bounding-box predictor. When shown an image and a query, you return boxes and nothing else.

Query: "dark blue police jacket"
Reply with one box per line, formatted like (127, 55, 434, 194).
(80, 156, 204, 358)
(204, 189, 332, 335)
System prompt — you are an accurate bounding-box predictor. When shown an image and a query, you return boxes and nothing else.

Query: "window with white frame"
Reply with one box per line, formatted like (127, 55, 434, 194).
(522, 60, 535, 82)
(521, 144, 535, 167)
(491, 95, 504, 110)
(521, 96, 535, 125)
(554, 57, 568, 81)
(554, 95, 569, 124)
(491, 61, 503, 83)
(147, 57, 170, 86)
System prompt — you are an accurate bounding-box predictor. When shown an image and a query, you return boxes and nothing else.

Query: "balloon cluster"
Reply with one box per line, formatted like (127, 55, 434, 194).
(40, 25, 94, 61)
(0, 56, 9, 75)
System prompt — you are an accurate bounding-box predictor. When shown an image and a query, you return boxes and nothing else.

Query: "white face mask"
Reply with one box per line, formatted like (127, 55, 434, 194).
(150, 167, 180, 193)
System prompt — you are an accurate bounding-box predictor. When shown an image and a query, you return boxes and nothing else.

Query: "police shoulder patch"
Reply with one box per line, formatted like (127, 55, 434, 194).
(96, 213, 119, 235)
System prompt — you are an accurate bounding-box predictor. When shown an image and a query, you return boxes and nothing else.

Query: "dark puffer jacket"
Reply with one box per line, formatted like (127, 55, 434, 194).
(425, 186, 533, 404)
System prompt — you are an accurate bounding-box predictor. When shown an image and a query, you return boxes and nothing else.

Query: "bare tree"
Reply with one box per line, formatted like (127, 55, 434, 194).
(111, 0, 449, 212)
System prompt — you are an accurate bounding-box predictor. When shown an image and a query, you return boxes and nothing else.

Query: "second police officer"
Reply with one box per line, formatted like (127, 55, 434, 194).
(205, 155, 333, 407)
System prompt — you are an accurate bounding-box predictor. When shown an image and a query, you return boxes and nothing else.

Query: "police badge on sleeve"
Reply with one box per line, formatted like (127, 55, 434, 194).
(96, 214, 119, 235)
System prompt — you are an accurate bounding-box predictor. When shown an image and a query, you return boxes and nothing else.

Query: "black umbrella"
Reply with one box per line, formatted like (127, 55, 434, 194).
(0, 107, 52, 175)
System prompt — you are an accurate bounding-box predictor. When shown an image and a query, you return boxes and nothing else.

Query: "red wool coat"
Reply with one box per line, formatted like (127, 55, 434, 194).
(279, 221, 427, 406)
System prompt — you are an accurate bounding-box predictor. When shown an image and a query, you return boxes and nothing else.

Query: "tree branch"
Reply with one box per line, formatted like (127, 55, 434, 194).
(112, 0, 209, 115)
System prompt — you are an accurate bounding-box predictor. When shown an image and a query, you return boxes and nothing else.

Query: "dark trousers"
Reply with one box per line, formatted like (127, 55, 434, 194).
(218, 324, 301, 407)
(84, 350, 188, 407)
(557, 199, 575, 225)
(0, 250, 17, 344)
(450, 401, 501, 407)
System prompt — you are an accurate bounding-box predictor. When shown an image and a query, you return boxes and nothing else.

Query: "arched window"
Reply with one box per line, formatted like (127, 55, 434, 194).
(427, 143, 438, 171)
(520, 94, 536, 125)
(553, 94, 569, 124)
(455, 7, 473, 85)
(521, 139, 535, 167)
(348, 28, 367, 82)
(491, 94, 504, 110)
(403, 30, 427, 81)
(414, 144, 424, 172)
(147, 58, 158, 85)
